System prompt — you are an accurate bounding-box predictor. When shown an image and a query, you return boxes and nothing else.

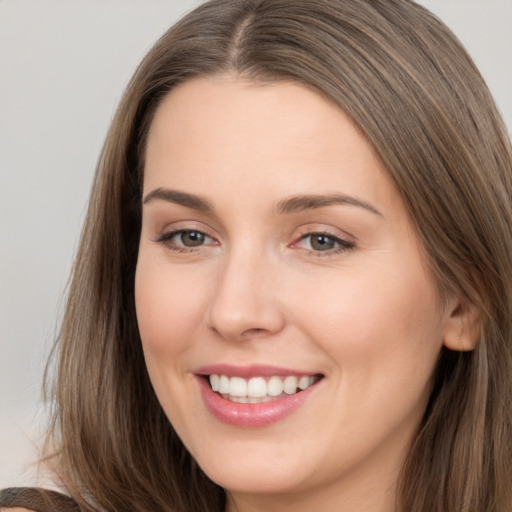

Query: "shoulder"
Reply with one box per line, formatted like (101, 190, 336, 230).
(1, 508, 36, 512)
(0, 487, 79, 511)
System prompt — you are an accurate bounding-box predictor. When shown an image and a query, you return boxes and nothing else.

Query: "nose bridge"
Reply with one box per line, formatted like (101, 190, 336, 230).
(206, 240, 284, 341)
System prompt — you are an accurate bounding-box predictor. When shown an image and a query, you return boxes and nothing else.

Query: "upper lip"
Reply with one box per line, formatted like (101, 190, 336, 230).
(195, 364, 321, 379)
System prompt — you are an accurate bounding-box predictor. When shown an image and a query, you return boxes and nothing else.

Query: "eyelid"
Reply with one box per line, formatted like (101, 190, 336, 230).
(293, 224, 355, 243)
(158, 229, 215, 243)
(152, 221, 355, 256)
(289, 225, 356, 256)
(295, 232, 353, 249)
(154, 222, 220, 252)
(154, 219, 216, 239)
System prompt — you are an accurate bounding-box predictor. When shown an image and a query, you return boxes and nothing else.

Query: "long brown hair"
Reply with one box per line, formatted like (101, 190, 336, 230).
(44, 1, 512, 510)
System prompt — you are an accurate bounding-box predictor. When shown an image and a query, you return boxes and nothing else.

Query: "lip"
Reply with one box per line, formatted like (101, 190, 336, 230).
(195, 364, 318, 379)
(195, 365, 323, 428)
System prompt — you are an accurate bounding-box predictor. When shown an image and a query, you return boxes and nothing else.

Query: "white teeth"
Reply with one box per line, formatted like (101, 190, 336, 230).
(230, 377, 247, 397)
(208, 373, 319, 400)
(219, 375, 230, 394)
(247, 377, 267, 398)
(210, 374, 220, 392)
(298, 376, 311, 390)
(231, 396, 249, 403)
(283, 376, 298, 395)
(267, 376, 284, 396)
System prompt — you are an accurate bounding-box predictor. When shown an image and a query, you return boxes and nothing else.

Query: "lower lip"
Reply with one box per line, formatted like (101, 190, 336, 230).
(197, 376, 320, 427)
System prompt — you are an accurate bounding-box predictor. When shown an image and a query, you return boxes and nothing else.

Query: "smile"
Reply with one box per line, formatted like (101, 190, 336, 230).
(209, 374, 320, 403)
(196, 365, 324, 427)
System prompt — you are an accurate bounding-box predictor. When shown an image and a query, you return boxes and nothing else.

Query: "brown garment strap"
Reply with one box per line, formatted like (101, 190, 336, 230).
(0, 487, 80, 511)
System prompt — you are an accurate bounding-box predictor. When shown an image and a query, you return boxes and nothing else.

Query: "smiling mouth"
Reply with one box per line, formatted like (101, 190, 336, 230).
(206, 374, 324, 403)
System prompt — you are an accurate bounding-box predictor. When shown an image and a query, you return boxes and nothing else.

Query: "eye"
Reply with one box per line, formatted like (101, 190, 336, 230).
(175, 230, 208, 247)
(295, 232, 354, 255)
(157, 229, 216, 250)
(306, 233, 338, 251)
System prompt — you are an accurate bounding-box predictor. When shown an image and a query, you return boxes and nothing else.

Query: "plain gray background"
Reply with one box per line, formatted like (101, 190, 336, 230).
(1, 0, 511, 488)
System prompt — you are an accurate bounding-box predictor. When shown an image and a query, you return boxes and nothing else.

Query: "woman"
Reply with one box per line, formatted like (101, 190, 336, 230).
(2, 0, 511, 510)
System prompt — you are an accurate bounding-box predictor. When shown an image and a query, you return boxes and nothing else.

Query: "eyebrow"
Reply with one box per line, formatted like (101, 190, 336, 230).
(143, 187, 213, 211)
(143, 187, 382, 217)
(275, 194, 382, 217)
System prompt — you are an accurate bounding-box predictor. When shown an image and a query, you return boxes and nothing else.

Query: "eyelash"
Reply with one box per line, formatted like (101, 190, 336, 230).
(155, 229, 355, 257)
(156, 229, 216, 253)
(295, 232, 355, 257)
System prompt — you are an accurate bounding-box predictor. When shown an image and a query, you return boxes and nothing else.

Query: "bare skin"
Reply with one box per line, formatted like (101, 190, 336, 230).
(1, 508, 34, 512)
(136, 75, 478, 512)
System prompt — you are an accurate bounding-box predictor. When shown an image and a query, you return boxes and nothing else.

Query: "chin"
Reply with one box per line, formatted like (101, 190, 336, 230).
(193, 446, 312, 496)
(206, 466, 304, 496)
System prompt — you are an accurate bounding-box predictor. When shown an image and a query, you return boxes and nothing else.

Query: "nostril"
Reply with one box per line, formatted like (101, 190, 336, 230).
(240, 327, 266, 337)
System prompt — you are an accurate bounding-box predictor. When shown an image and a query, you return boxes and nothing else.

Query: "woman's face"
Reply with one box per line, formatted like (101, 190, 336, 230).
(136, 76, 457, 509)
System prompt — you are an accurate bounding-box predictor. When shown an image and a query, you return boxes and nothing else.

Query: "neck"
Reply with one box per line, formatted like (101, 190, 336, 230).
(225, 462, 399, 512)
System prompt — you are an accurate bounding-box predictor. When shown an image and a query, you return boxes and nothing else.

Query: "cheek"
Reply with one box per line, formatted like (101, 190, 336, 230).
(134, 256, 211, 436)
(289, 257, 444, 388)
(290, 265, 445, 461)
(135, 258, 207, 359)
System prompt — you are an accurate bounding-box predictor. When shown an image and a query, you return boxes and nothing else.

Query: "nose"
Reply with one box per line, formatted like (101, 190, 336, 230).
(206, 246, 286, 342)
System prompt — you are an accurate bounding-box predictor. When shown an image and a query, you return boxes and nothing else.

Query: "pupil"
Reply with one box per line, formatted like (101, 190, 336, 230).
(311, 235, 335, 251)
(182, 231, 205, 246)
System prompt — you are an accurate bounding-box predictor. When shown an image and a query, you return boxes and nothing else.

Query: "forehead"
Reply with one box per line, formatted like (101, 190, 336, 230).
(144, 76, 402, 221)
